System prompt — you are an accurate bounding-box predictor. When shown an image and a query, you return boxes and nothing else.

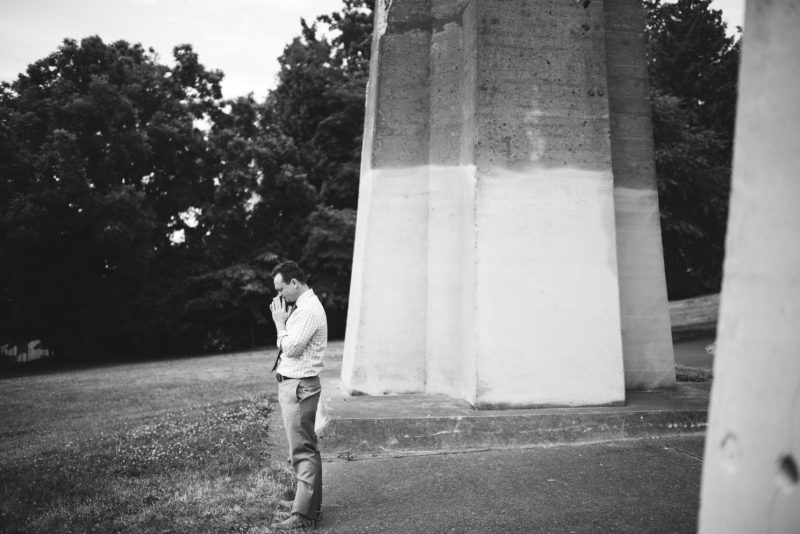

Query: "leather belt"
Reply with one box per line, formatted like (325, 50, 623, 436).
(276, 373, 316, 382)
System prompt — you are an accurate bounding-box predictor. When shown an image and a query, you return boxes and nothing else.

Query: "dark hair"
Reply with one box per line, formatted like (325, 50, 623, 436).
(271, 260, 308, 285)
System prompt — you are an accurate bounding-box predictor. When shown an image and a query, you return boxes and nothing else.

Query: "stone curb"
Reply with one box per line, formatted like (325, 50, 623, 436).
(319, 407, 707, 456)
(316, 353, 710, 456)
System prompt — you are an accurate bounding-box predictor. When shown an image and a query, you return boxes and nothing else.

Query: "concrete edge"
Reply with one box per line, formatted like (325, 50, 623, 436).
(320, 432, 707, 461)
(318, 407, 707, 457)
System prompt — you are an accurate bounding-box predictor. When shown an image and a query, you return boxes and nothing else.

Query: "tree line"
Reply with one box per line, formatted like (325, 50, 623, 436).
(645, 0, 740, 299)
(0, 0, 737, 362)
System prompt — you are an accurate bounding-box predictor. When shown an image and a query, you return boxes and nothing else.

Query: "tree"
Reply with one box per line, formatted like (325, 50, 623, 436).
(261, 0, 374, 336)
(174, 0, 375, 347)
(644, 0, 741, 299)
(645, 0, 740, 141)
(651, 94, 729, 298)
(269, 0, 373, 211)
(0, 36, 223, 360)
(0, 0, 375, 359)
(166, 95, 316, 352)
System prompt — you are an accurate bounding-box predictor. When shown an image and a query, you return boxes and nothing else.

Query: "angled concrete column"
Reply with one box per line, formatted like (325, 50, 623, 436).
(341, 0, 432, 394)
(469, 0, 624, 407)
(344, 0, 654, 408)
(425, 0, 478, 401)
(604, 0, 675, 389)
(698, 1, 800, 532)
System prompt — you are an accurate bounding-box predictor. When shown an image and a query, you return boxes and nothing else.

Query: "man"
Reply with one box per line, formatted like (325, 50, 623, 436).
(268, 261, 327, 531)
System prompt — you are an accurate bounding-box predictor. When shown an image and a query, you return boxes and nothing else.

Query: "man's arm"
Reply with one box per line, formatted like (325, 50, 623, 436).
(277, 308, 319, 359)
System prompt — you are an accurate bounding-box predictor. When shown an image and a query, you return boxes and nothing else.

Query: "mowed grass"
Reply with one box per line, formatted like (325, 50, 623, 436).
(675, 364, 713, 382)
(0, 343, 350, 534)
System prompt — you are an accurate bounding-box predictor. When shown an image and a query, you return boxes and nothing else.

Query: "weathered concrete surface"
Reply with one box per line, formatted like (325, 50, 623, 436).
(342, 0, 432, 395)
(472, 167, 624, 407)
(469, 1, 625, 408)
(698, 2, 800, 532)
(344, 0, 644, 408)
(426, 1, 477, 403)
(341, 166, 430, 395)
(322, 352, 706, 457)
(316, 436, 705, 533)
(605, 0, 675, 390)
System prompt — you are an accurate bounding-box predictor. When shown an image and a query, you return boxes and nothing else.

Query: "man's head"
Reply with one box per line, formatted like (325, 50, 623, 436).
(271, 261, 309, 304)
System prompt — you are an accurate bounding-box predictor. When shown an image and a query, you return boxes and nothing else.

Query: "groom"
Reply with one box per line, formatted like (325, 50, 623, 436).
(269, 260, 328, 531)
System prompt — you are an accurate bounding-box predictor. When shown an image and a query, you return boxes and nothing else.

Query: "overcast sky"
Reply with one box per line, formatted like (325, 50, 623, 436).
(1, 0, 746, 101)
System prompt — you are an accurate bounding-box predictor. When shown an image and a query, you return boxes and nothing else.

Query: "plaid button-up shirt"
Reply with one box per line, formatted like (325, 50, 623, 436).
(275, 289, 327, 378)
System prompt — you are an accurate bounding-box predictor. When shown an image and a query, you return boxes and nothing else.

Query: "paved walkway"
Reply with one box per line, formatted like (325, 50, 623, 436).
(265, 349, 710, 533)
(318, 435, 704, 533)
(268, 405, 704, 534)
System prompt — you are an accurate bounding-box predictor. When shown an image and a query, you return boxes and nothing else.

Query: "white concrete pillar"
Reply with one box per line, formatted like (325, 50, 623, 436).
(345, 0, 680, 407)
(698, 1, 800, 531)
(466, 0, 625, 408)
(341, 0, 432, 394)
(604, 0, 675, 389)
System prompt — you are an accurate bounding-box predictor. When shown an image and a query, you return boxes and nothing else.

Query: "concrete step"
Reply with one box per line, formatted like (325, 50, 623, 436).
(669, 293, 720, 338)
(317, 355, 709, 458)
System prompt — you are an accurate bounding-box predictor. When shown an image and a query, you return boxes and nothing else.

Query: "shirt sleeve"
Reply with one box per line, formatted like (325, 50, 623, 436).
(277, 308, 319, 359)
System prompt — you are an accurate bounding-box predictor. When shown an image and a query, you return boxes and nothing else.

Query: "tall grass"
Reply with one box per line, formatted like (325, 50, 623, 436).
(0, 350, 292, 533)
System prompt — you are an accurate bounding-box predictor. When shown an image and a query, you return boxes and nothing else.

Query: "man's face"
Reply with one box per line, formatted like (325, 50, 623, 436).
(273, 274, 299, 304)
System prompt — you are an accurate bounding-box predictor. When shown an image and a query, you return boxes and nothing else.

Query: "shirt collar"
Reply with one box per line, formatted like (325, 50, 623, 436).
(295, 288, 315, 308)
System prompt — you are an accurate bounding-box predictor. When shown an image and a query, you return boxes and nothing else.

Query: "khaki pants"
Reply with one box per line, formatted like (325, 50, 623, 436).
(277, 376, 322, 519)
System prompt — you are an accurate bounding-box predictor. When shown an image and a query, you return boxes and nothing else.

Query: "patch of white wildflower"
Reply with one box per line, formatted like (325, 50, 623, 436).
(106, 393, 271, 475)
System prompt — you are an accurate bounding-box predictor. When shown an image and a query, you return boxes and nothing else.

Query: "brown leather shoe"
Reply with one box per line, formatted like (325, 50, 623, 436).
(270, 513, 316, 531)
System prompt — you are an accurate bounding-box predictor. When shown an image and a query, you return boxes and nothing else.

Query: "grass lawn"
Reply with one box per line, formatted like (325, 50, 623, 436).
(1, 339, 701, 533)
(675, 364, 713, 382)
(0, 343, 347, 534)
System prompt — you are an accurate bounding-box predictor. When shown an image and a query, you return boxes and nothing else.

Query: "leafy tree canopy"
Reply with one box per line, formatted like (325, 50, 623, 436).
(1, 1, 373, 361)
(645, 0, 740, 299)
(0, 36, 223, 359)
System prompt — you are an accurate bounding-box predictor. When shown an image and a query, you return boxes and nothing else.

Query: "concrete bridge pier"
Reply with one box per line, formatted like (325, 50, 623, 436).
(343, 0, 674, 408)
(699, 1, 800, 531)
